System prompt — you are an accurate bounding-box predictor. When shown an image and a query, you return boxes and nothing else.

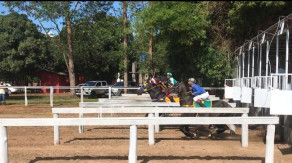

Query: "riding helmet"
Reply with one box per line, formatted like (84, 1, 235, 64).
(188, 78, 196, 83)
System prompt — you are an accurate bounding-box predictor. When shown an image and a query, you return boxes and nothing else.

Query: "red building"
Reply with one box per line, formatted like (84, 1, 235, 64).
(31, 70, 85, 93)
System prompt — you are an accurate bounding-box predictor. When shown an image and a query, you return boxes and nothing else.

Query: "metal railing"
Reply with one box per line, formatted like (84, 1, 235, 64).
(271, 73, 292, 90)
(225, 78, 241, 87)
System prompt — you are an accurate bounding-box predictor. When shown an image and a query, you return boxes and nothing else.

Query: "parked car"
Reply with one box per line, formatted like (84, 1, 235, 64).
(76, 81, 108, 98)
(4, 83, 20, 94)
(77, 83, 85, 87)
(105, 81, 139, 96)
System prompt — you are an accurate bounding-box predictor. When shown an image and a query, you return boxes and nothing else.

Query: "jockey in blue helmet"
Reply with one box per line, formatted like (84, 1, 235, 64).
(188, 78, 209, 107)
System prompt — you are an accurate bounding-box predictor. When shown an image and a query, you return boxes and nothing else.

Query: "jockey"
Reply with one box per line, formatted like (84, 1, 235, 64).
(188, 78, 209, 107)
(166, 72, 177, 87)
(150, 76, 158, 84)
(165, 72, 177, 102)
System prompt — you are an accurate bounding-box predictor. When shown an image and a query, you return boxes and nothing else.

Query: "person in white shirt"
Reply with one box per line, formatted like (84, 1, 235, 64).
(0, 81, 6, 105)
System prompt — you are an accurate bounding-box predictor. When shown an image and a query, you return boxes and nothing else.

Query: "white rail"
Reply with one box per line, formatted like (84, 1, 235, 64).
(0, 86, 225, 107)
(0, 116, 278, 163)
(53, 106, 249, 145)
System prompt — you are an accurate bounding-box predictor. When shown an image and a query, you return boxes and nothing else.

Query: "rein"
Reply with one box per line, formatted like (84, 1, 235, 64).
(143, 84, 158, 92)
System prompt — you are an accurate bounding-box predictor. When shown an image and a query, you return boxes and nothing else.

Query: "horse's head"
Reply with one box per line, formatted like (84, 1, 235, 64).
(137, 81, 150, 95)
(137, 79, 167, 101)
(171, 81, 193, 106)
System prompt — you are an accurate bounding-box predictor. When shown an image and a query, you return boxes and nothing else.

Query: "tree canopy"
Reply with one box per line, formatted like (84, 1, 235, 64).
(0, 12, 49, 84)
(1, 1, 291, 86)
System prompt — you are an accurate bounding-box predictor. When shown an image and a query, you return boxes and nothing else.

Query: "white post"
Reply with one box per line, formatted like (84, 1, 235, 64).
(265, 41, 269, 89)
(241, 113, 248, 147)
(99, 107, 102, 118)
(238, 48, 242, 78)
(265, 125, 275, 163)
(79, 111, 84, 133)
(242, 52, 245, 78)
(0, 126, 8, 163)
(259, 43, 262, 76)
(248, 50, 250, 78)
(53, 113, 59, 145)
(50, 87, 53, 107)
(25, 86, 28, 107)
(276, 34, 279, 74)
(128, 125, 137, 163)
(155, 112, 160, 133)
(81, 86, 84, 103)
(148, 113, 155, 145)
(285, 29, 289, 90)
(252, 46, 255, 77)
(109, 87, 111, 99)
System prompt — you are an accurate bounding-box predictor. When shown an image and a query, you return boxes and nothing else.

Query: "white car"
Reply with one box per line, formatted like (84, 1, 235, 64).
(4, 83, 19, 94)
(76, 81, 108, 98)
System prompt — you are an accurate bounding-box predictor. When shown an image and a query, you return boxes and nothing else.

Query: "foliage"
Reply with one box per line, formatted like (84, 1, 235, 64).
(0, 12, 49, 83)
(228, 1, 292, 47)
(70, 12, 123, 81)
(2, 1, 292, 87)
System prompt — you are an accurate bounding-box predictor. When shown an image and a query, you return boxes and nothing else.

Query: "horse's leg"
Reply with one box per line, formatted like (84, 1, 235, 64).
(215, 124, 230, 134)
(179, 125, 199, 139)
(179, 113, 199, 139)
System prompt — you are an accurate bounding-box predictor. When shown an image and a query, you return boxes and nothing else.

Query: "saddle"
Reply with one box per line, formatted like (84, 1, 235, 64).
(194, 100, 212, 107)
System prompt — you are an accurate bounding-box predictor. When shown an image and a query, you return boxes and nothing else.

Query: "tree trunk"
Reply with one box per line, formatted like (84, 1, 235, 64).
(149, 29, 154, 75)
(66, 15, 76, 95)
(123, 1, 128, 94)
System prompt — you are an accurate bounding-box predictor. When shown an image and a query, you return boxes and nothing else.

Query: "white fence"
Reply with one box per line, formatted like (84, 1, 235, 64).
(0, 86, 225, 107)
(0, 116, 279, 163)
(52, 106, 249, 145)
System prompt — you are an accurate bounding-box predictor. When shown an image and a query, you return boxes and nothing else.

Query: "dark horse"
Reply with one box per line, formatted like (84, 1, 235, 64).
(171, 81, 235, 139)
(137, 79, 168, 102)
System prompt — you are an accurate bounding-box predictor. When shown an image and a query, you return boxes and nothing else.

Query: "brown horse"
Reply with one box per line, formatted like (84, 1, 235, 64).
(137, 79, 169, 102)
(171, 81, 235, 139)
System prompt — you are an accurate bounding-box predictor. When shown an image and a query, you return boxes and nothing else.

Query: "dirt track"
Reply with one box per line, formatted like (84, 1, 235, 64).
(0, 105, 292, 163)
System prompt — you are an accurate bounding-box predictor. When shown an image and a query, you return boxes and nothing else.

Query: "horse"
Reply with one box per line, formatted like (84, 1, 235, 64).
(137, 78, 176, 117)
(137, 78, 169, 102)
(171, 81, 235, 139)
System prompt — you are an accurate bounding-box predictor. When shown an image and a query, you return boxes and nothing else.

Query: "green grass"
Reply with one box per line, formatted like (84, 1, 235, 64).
(5, 94, 99, 105)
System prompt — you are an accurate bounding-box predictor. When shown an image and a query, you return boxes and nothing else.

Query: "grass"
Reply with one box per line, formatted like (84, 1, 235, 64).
(4, 93, 100, 105)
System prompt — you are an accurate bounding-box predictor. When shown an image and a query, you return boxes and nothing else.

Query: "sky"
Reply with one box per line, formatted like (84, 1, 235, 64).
(0, 1, 121, 36)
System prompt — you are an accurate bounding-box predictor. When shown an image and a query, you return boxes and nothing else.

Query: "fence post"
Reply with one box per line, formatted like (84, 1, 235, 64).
(109, 87, 111, 99)
(50, 87, 53, 107)
(148, 113, 155, 145)
(155, 112, 160, 133)
(81, 86, 84, 103)
(53, 113, 59, 145)
(24, 86, 28, 107)
(0, 126, 8, 163)
(242, 113, 248, 147)
(265, 125, 275, 163)
(79, 108, 84, 133)
(128, 125, 137, 163)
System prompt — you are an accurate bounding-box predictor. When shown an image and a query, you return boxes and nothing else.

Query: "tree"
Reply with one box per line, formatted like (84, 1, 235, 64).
(0, 12, 49, 84)
(68, 12, 123, 82)
(5, 1, 113, 95)
(228, 1, 292, 47)
(123, 1, 129, 93)
(133, 2, 210, 80)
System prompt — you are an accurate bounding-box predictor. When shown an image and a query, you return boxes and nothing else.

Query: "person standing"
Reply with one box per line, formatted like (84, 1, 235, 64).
(0, 81, 6, 105)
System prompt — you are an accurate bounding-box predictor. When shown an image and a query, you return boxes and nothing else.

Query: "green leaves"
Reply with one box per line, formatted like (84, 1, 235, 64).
(0, 13, 49, 81)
